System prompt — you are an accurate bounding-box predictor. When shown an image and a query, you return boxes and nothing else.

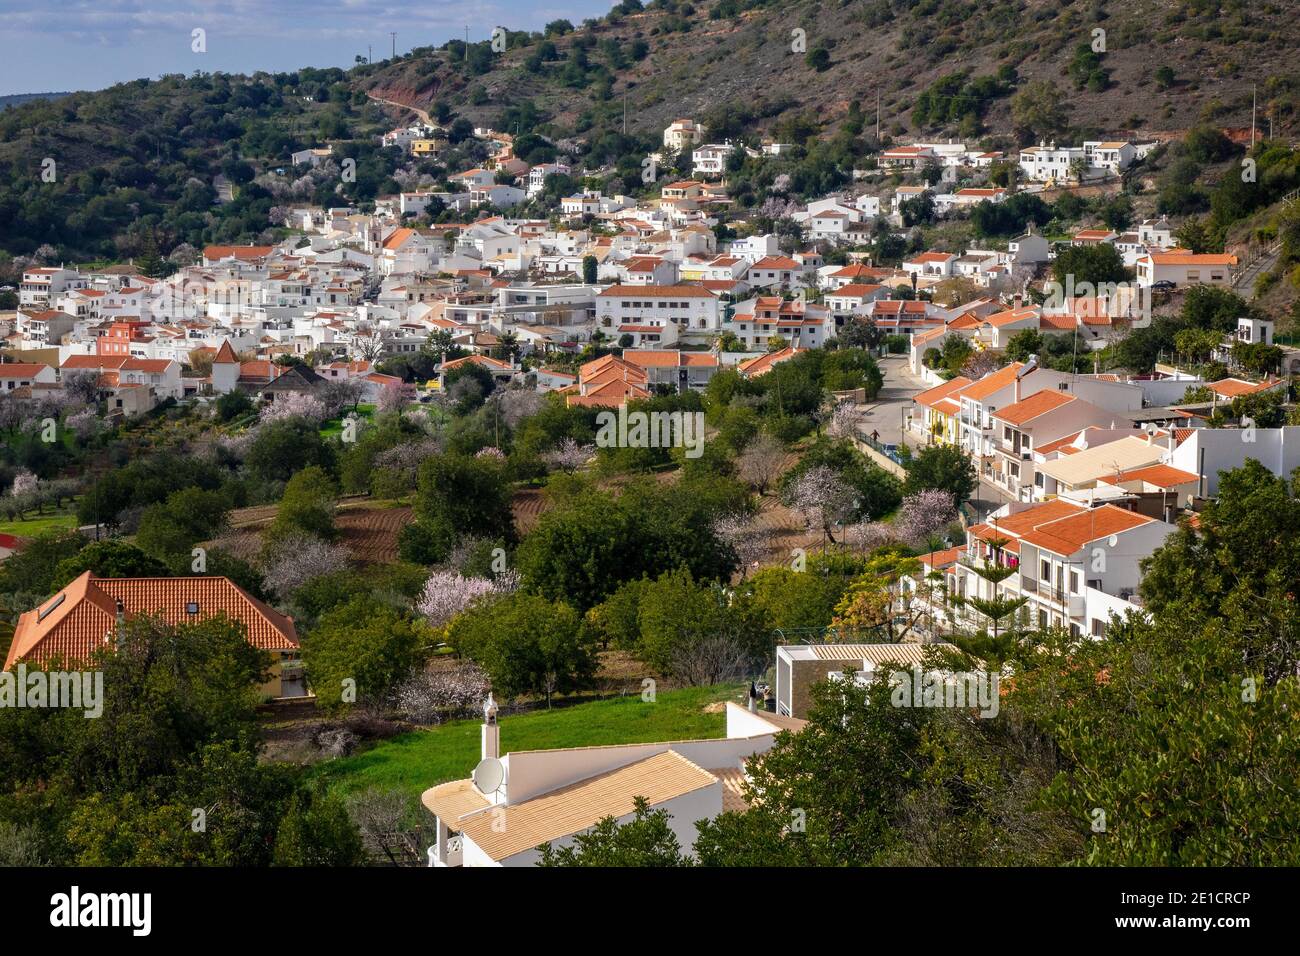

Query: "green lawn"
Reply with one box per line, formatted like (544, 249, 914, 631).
(320, 404, 375, 439)
(311, 683, 744, 799)
(0, 509, 79, 538)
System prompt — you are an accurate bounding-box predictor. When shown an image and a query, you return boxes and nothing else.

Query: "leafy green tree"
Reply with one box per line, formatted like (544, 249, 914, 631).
(268, 466, 338, 542)
(52, 540, 170, 590)
(0, 529, 87, 596)
(1051, 244, 1129, 287)
(246, 419, 335, 484)
(902, 444, 976, 507)
(302, 595, 431, 709)
(538, 796, 691, 866)
(413, 453, 516, 549)
(272, 789, 367, 866)
(446, 593, 596, 704)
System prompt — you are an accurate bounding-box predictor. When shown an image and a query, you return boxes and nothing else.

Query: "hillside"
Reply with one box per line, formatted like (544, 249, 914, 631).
(359, 0, 1299, 147)
(0, 0, 1297, 266)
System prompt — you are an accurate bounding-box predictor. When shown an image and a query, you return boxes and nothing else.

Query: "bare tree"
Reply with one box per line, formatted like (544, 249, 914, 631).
(669, 632, 755, 687)
(735, 432, 787, 494)
(346, 788, 434, 867)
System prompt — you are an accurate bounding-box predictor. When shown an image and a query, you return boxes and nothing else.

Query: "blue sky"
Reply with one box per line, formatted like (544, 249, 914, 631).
(0, 1, 616, 95)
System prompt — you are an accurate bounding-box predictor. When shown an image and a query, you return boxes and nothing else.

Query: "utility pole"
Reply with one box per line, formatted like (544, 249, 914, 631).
(1251, 83, 1257, 148)
(623, 91, 628, 135)
(876, 89, 881, 142)
(368, 45, 372, 65)
(390, 32, 396, 59)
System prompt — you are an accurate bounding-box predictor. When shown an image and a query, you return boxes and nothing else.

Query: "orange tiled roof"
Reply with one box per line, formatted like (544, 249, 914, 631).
(958, 363, 1025, 402)
(992, 389, 1075, 426)
(6, 572, 298, 669)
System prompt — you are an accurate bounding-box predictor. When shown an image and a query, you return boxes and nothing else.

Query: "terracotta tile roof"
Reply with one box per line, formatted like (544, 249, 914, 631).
(993, 389, 1075, 426)
(203, 245, 274, 261)
(597, 284, 717, 299)
(622, 350, 718, 369)
(958, 362, 1025, 402)
(6, 572, 298, 669)
(421, 778, 492, 823)
(454, 751, 718, 862)
(738, 346, 802, 378)
(1099, 463, 1200, 489)
(1208, 377, 1276, 398)
(914, 375, 972, 409)
(710, 767, 750, 813)
(0, 363, 48, 378)
(1017, 504, 1155, 556)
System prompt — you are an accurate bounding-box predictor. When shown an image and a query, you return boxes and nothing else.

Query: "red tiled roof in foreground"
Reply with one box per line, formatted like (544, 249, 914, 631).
(5, 572, 298, 669)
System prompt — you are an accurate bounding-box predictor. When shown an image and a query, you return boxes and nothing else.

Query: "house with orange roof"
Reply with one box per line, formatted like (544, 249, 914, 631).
(1135, 250, 1237, 288)
(201, 245, 276, 267)
(6, 572, 303, 698)
(621, 349, 719, 391)
(747, 256, 806, 290)
(959, 498, 1174, 636)
(990, 390, 1134, 501)
(902, 251, 958, 280)
(561, 354, 652, 408)
(738, 346, 803, 378)
(596, 284, 721, 338)
(910, 375, 972, 446)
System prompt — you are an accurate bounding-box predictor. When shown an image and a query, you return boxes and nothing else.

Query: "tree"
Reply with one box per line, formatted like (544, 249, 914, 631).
(267, 466, 338, 542)
(272, 790, 367, 866)
(301, 595, 431, 709)
(52, 540, 169, 590)
(413, 452, 516, 549)
(1011, 80, 1068, 143)
(837, 318, 885, 352)
(1051, 244, 1129, 288)
(538, 796, 691, 866)
(417, 568, 514, 630)
(446, 593, 596, 704)
(246, 419, 335, 484)
(734, 431, 786, 493)
(581, 254, 598, 284)
(902, 444, 976, 507)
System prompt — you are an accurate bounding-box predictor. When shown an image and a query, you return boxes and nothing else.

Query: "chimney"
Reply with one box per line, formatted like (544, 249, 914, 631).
(114, 599, 125, 647)
(481, 693, 500, 761)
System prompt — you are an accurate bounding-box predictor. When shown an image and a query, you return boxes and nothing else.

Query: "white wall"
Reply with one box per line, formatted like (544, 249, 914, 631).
(502, 736, 774, 805)
(1171, 427, 1300, 495)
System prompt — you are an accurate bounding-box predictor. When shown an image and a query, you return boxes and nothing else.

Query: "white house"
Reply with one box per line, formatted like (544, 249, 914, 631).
(1135, 251, 1237, 288)
(692, 142, 736, 177)
(596, 284, 721, 335)
(422, 694, 797, 867)
(664, 119, 706, 152)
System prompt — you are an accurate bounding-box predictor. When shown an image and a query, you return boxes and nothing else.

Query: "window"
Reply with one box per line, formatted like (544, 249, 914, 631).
(1040, 559, 1051, 580)
(1070, 571, 1080, 594)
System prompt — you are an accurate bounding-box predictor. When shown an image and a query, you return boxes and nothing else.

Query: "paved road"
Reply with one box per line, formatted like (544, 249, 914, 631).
(858, 355, 927, 447)
(864, 355, 1016, 518)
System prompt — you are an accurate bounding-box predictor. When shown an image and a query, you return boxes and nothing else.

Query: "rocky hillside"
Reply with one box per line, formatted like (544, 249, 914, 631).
(359, 0, 1300, 147)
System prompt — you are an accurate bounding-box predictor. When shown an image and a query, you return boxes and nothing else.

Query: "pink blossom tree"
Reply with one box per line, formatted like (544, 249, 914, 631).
(896, 488, 959, 546)
(417, 569, 513, 629)
(260, 391, 327, 425)
(784, 465, 858, 542)
(543, 437, 593, 473)
(261, 533, 351, 599)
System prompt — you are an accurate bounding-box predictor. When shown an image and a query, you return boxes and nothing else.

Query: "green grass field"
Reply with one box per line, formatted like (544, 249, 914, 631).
(319, 404, 376, 439)
(0, 509, 79, 539)
(311, 683, 744, 799)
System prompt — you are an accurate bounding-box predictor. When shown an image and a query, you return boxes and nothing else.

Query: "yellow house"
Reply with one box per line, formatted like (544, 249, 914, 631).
(912, 375, 972, 447)
(412, 139, 445, 156)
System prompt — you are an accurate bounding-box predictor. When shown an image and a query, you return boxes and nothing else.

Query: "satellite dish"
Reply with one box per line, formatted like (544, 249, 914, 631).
(472, 757, 505, 794)
(1108, 535, 1118, 547)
